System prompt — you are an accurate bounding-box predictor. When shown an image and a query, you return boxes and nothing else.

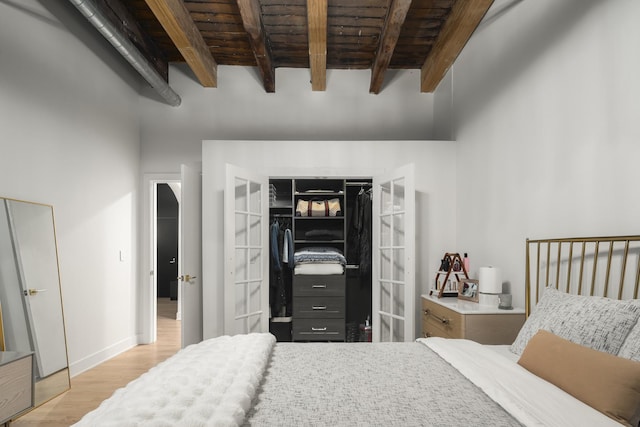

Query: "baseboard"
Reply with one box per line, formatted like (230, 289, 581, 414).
(69, 335, 137, 377)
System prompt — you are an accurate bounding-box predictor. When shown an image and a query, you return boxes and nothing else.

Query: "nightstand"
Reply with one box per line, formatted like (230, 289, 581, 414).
(421, 294, 525, 345)
(0, 351, 34, 425)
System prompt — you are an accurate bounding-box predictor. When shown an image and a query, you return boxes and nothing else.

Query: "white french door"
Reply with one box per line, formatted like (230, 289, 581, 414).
(372, 164, 415, 342)
(224, 164, 269, 335)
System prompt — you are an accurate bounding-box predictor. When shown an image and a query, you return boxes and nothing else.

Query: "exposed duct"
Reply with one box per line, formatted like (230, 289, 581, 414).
(68, 0, 181, 107)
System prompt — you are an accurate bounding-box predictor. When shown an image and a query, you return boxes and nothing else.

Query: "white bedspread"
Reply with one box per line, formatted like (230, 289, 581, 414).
(73, 333, 275, 427)
(421, 337, 619, 427)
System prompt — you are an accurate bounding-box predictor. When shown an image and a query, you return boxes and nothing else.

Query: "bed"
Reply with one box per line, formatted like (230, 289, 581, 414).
(74, 236, 640, 427)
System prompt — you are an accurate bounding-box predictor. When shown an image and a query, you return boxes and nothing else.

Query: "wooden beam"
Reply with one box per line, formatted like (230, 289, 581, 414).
(420, 0, 494, 92)
(144, 0, 218, 87)
(369, 0, 412, 94)
(237, 0, 276, 92)
(307, 0, 327, 91)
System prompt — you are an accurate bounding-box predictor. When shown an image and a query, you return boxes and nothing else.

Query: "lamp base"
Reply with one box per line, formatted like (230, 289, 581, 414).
(478, 293, 500, 307)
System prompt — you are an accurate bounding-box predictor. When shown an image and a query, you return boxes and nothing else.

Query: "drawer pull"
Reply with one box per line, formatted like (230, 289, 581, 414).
(312, 284, 327, 289)
(312, 305, 327, 310)
(424, 309, 450, 325)
(423, 332, 432, 338)
(311, 327, 328, 331)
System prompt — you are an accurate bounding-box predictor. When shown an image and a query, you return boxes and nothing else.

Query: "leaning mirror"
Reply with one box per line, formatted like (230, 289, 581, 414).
(0, 198, 70, 407)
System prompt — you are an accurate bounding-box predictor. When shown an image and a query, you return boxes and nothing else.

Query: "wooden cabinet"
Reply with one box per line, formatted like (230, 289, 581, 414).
(0, 351, 34, 424)
(421, 295, 525, 345)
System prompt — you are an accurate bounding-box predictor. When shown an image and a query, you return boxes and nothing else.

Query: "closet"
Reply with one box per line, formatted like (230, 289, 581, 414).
(268, 178, 372, 342)
(223, 163, 415, 343)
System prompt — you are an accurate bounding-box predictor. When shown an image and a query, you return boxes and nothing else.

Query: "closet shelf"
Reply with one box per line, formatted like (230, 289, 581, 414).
(295, 191, 344, 196)
(294, 216, 343, 219)
(294, 239, 345, 244)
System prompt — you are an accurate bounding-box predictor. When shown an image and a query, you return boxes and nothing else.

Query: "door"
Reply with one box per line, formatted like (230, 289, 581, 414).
(372, 163, 415, 342)
(180, 163, 203, 347)
(224, 164, 269, 335)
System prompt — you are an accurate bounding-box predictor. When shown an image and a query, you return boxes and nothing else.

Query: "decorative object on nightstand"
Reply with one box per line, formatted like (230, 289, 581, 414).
(433, 252, 469, 298)
(458, 279, 479, 302)
(478, 266, 502, 307)
(498, 293, 513, 310)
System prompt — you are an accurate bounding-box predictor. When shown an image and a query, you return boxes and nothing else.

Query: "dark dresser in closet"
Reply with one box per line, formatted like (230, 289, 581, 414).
(292, 274, 346, 340)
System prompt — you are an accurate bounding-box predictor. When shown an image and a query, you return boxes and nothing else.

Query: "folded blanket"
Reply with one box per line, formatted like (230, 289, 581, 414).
(294, 247, 346, 265)
(294, 263, 345, 275)
(304, 229, 343, 240)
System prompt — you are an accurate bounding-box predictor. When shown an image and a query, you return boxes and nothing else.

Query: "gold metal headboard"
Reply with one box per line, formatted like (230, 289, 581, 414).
(525, 236, 640, 316)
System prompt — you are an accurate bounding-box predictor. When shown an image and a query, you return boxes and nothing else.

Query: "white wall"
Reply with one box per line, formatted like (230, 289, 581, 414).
(140, 64, 437, 174)
(452, 0, 640, 307)
(138, 54, 449, 341)
(202, 140, 457, 339)
(0, 1, 142, 375)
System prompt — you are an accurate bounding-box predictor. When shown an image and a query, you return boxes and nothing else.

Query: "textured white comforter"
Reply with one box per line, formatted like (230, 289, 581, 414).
(73, 333, 275, 427)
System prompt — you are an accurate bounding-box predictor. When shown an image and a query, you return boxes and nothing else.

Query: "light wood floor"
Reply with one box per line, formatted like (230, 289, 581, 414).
(11, 298, 181, 427)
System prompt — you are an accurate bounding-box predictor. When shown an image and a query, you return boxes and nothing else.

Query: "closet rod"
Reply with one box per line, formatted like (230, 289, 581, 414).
(345, 181, 372, 186)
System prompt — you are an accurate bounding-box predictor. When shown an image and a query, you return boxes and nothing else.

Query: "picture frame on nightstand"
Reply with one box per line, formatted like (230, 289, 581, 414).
(458, 279, 479, 302)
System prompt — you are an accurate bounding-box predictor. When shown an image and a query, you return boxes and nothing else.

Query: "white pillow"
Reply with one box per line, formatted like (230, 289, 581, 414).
(510, 287, 640, 355)
(618, 320, 640, 361)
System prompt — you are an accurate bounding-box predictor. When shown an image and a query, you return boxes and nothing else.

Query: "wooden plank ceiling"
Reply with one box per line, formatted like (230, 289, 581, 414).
(107, 0, 494, 94)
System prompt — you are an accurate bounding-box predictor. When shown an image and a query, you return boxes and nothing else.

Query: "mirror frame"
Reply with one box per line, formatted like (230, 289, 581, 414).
(0, 197, 70, 408)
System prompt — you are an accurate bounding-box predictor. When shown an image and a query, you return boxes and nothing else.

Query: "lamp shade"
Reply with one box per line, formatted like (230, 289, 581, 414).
(479, 266, 502, 294)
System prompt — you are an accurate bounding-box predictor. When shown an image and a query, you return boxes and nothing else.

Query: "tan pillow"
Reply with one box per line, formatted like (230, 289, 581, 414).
(518, 329, 640, 427)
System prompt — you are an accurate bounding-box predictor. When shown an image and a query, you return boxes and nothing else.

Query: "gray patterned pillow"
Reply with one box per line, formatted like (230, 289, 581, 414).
(618, 321, 640, 361)
(510, 287, 640, 355)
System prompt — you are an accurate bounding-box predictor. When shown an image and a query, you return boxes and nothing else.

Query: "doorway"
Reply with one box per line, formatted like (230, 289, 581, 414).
(142, 174, 181, 345)
(156, 184, 179, 302)
(156, 183, 179, 344)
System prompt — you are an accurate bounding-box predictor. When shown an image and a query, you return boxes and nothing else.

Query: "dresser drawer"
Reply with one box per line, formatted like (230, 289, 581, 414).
(293, 275, 345, 297)
(422, 298, 463, 338)
(0, 353, 33, 424)
(293, 318, 345, 341)
(293, 296, 345, 318)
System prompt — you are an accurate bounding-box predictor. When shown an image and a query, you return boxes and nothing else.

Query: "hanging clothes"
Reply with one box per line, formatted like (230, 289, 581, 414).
(270, 218, 293, 317)
(270, 219, 285, 316)
(271, 220, 282, 272)
(358, 189, 372, 276)
(347, 186, 372, 277)
(282, 228, 293, 268)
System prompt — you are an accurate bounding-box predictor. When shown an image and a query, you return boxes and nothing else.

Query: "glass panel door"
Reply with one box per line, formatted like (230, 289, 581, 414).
(224, 164, 269, 334)
(372, 164, 415, 342)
